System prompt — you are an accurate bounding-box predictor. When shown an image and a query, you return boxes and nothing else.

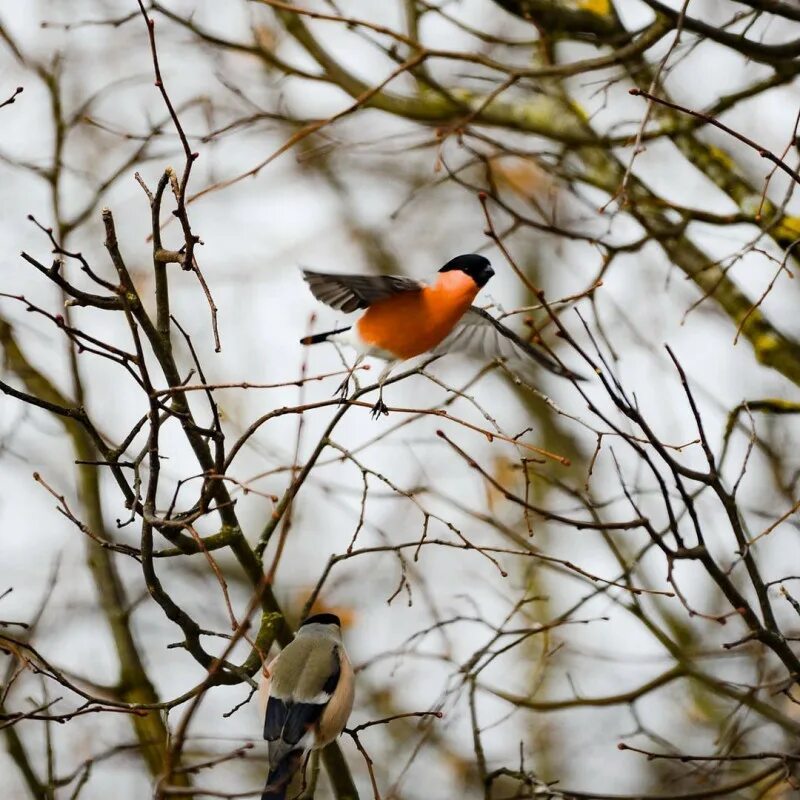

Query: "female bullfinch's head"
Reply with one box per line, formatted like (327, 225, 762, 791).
(296, 613, 343, 640)
(438, 253, 494, 288)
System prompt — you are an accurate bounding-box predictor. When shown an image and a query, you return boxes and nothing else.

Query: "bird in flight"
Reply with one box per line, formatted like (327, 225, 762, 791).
(260, 613, 354, 800)
(301, 253, 577, 417)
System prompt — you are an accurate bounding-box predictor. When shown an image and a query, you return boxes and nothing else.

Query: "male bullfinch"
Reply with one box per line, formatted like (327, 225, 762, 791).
(300, 253, 578, 417)
(260, 613, 354, 800)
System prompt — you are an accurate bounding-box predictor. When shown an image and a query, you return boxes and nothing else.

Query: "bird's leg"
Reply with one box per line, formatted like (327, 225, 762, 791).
(370, 362, 394, 419)
(334, 353, 365, 402)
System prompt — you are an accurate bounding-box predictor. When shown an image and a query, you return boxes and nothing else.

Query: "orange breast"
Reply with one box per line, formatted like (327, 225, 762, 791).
(356, 271, 479, 360)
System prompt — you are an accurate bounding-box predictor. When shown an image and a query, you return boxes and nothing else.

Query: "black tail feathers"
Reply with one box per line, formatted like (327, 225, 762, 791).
(300, 326, 351, 346)
(261, 750, 304, 800)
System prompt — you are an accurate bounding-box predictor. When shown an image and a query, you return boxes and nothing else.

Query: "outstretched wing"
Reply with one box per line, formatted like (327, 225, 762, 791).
(302, 269, 424, 313)
(434, 306, 583, 380)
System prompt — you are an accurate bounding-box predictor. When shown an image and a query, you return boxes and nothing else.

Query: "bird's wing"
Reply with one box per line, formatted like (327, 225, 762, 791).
(264, 644, 342, 748)
(433, 306, 582, 380)
(302, 270, 425, 313)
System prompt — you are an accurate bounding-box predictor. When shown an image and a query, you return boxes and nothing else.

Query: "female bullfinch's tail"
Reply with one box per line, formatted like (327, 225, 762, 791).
(261, 750, 303, 800)
(300, 326, 351, 345)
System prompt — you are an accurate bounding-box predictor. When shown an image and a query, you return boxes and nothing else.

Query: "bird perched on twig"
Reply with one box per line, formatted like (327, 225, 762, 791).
(300, 254, 579, 417)
(260, 613, 354, 800)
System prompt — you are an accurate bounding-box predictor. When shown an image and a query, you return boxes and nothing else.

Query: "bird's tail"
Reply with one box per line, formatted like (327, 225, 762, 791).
(300, 326, 351, 345)
(261, 750, 303, 800)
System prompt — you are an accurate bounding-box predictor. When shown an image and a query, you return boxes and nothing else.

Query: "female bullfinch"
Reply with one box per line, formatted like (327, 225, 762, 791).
(300, 253, 579, 417)
(260, 613, 354, 800)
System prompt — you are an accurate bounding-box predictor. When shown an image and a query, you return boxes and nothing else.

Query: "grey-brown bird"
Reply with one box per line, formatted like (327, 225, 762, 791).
(261, 614, 354, 800)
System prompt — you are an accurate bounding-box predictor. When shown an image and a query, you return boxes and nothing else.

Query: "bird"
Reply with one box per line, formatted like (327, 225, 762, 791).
(260, 613, 354, 800)
(300, 253, 578, 417)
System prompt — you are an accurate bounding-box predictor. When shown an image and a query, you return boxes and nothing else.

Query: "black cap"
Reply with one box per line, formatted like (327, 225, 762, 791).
(301, 613, 341, 627)
(438, 253, 494, 287)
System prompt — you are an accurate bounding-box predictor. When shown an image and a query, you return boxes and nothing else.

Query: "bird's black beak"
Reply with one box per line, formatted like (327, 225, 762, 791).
(477, 263, 495, 287)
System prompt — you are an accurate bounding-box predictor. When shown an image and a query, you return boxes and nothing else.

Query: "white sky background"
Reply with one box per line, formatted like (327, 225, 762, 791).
(2, 1, 800, 798)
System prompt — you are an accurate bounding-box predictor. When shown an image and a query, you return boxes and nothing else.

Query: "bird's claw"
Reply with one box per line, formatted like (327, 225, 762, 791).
(334, 377, 350, 403)
(370, 398, 389, 419)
